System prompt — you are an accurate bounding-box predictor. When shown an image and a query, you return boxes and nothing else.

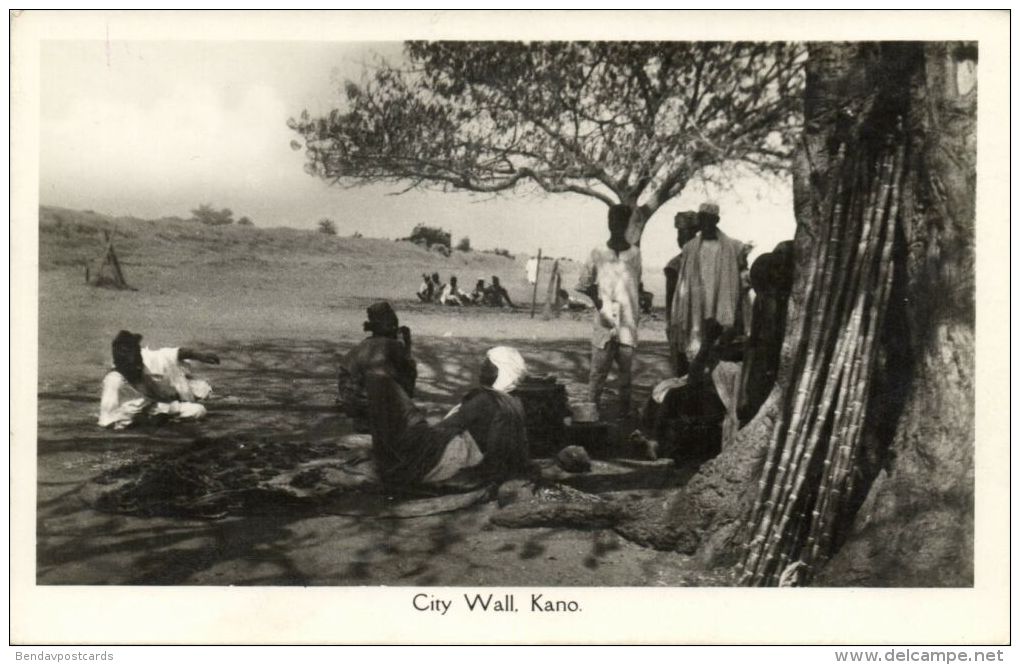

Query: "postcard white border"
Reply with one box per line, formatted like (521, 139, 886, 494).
(10, 9, 1011, 645)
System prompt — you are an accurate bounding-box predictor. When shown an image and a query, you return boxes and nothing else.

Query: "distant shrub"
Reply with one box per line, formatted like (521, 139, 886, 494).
(406, 223, 451, 250)
(350, 231, 363, 238)
(455, 236, 471, 252)
(237, 216, 254, 227)
(317, 218, 337, 235)
(192, 204, 234, 226)
(482, 247, 515, 259)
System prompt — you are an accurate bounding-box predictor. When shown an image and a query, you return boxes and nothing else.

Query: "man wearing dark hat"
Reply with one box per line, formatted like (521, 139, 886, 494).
(664, 210, 700, 375)
(98, 330, 220, 429)
(337, 301, 417, 431)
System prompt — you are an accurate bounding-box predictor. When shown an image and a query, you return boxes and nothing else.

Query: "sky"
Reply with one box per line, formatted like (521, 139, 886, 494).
(39, 40, 796, 274)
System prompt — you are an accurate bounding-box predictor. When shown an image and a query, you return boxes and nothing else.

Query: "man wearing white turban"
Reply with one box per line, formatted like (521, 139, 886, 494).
(355, 337, 531, 487)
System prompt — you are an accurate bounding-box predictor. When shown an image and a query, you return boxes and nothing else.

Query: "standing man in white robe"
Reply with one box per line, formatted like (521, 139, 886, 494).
(577, 204, 643, 420)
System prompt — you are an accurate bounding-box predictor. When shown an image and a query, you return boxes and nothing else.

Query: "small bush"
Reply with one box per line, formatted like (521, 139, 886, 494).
(318, 218, 337, 235)
(456, 236, 471, 252)
(484, 247, 515, 259)
(237, 216, 254, 227)
(406, 223, 451, 250)
(192, 204, 234, 226)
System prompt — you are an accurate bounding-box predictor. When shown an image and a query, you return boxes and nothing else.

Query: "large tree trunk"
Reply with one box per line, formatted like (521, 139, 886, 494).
(620, 42, 975, 586)
(696, 41, 976, 586)
(494, 44, 975, 588)
(815, 42, 976, 586)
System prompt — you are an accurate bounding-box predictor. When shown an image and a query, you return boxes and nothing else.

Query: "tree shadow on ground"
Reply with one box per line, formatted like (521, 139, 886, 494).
(36, 333, 687, 585)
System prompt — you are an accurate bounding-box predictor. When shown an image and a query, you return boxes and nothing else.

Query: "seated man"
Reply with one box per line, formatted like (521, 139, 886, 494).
(358, 345, 532, 488)
(556, 288, 590, 311)
(484, 275, 515, 308)
(638, 319, 740, 460)
(337, 301, 417, 432)
(98, 330, 220, 429)
(440, 276, 470, 306)
(470, 279, 487, 305)
(416, 273, 435, 302)
(639, 284, 654, 315)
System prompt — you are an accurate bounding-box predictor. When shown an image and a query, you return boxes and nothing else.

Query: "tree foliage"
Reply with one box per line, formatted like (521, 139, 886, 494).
(406, 223, 451, 249)
(317, 217, 337, 235)
(191, 204, 234, 226)
(289, 41, 805, 240)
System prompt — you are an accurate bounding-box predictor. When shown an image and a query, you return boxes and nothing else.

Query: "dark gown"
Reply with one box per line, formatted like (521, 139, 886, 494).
(343, 337, 528, 487)
(337, 336, 417, 432)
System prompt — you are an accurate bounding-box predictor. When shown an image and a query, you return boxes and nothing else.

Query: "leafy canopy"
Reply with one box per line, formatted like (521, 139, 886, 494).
(289, 41, 805, 234)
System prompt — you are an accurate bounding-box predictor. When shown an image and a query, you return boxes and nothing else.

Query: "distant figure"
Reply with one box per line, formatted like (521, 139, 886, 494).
(430, 272, 445, 302)
(485, 275, 515, 308)
(416, 273, 435, 302)
(98, 330, 220, 429)
(664, 211, 700, 376)
(639, 283, 654, 315)
(557, 288, 589, 311)
(440, 276, 470, 306)
(337, 301, 417, 432)
(470, 279, 487, 305)
(577, 204, 642, 420)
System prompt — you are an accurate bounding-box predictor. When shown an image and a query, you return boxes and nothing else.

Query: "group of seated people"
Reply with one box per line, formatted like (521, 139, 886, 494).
(417, 273, 515, 308)
(97, 301, 533, 491)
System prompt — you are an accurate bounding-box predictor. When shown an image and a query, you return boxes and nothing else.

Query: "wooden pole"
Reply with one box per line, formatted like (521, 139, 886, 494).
(529, 248, 542, 318)
(542, 259, 561, 320)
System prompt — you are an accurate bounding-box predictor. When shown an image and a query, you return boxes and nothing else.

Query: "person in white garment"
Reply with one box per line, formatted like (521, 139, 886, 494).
(98, 330, 221, 429)
(439, 275, 470, 306)
(576, 204, 643, 420)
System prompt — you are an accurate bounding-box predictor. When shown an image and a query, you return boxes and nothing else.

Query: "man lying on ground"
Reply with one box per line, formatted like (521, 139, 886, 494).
(356, 343, 532, 488)
(337, 301, 417, 432)
(98, 330, 220, 429)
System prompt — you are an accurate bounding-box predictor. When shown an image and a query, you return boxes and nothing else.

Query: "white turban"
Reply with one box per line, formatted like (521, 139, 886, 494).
(486, 346, 528, 393)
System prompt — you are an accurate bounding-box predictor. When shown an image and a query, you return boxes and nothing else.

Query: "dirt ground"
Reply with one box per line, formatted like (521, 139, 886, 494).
(35, 212, 714, 586)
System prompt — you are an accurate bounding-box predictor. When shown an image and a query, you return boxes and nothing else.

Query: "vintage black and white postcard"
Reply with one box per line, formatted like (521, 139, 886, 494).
(10, 9, 1010, 646)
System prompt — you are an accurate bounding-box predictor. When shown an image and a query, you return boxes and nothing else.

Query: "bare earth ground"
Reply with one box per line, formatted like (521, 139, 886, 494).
(35, 209, 714, 586)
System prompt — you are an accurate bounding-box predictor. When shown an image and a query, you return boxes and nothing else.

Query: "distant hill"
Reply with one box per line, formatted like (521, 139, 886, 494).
(37, 205, 585, 307)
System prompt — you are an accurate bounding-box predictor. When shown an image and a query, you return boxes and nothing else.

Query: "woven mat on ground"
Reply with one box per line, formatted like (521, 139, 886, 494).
(80, 434, 491, 520)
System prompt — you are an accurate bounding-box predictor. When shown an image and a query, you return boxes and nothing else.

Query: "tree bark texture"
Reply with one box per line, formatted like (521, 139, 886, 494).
(815, 42, 976, 586)
(740, 41, 975, 586)
(489, 44, 975, 589)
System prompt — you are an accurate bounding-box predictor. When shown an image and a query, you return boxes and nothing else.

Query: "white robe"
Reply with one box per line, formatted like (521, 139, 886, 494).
(98, 347, 211, 429)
